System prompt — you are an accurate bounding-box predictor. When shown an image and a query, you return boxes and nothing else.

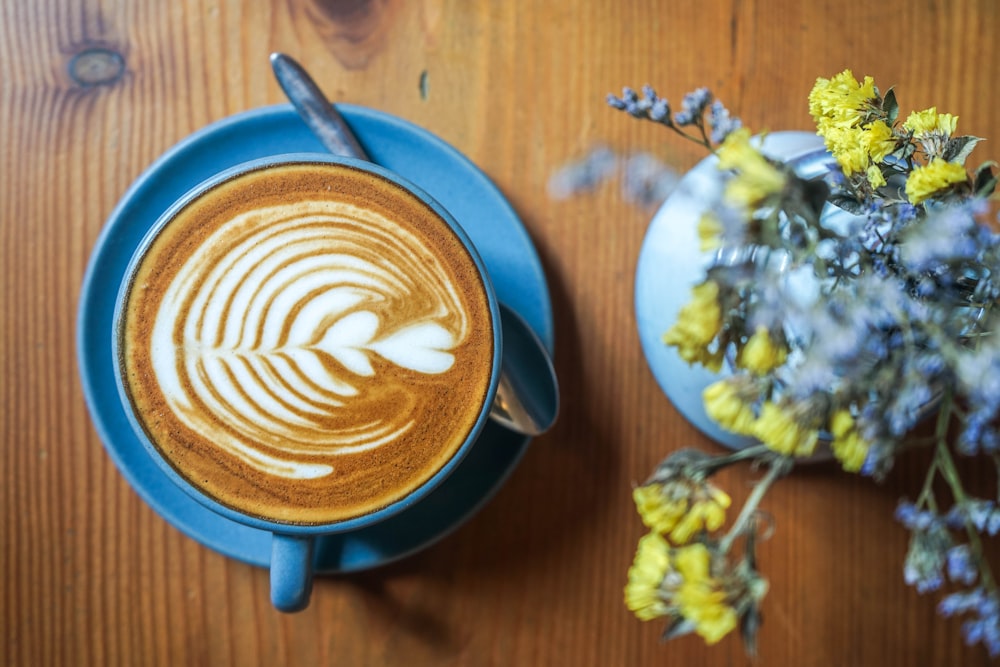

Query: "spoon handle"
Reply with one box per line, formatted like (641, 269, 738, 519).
(269, 53, 371, 161)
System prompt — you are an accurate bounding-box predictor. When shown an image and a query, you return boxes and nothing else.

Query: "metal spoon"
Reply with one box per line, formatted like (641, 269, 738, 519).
(269, 52, 558, 436)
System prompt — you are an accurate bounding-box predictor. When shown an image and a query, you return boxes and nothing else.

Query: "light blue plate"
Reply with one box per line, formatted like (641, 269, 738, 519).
(77, 104, 554, 573)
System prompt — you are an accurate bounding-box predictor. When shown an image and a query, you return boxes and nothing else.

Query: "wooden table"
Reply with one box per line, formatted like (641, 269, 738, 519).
(4, 1, 999, 665)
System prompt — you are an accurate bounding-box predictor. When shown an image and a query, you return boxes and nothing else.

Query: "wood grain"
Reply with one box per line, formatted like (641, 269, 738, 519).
(3, 0, 999, 665)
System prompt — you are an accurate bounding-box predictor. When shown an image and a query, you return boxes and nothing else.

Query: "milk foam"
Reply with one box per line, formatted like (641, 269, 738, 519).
(150, 199, 470, 480)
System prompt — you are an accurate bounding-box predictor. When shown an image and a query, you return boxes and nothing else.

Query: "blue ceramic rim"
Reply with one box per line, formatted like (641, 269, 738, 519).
(109, 152, 504, 537)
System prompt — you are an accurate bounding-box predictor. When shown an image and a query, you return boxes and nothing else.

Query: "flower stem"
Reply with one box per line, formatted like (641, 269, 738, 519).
(914, 395, 952, 510)
(916, 390, 998, 596)
(666, 124, 713, 150)
(935, 431, 998, 594)
(719, 456, 792, 554)
(702, 444, 774, 475)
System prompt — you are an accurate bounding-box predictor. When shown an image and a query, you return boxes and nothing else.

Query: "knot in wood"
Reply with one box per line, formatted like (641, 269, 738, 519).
(68, 48, 125, 87)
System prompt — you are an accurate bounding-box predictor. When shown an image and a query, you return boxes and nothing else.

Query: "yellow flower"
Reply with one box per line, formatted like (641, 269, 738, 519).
(860, 120, 896, 162)
(808, 70, 878, 130)
(624, 532, 672, 620)
(737, 326, 787, 375)
(715, 127, 758, 170)
(829, 409, 871, 472)
(663, 280, 724, 371)
(625, 539, 747, 646)
(669, 492, 730, 544)
(820, 120, 893, 187)
(633, 479, 732, 545)
(866, 164, 886, 189)
(810, 71, 893, 189)
(633, 483, 687, 534)
(816, 121, 850, 153)
(905, 159, 968, 204)
(832, 138, 870, 176)
(903, 107, 958, 138)
(716, 128, 787, 207)
(697, 212, 724, 251)
(703, 379, 757, 435)
(673, 544, 738, 644)
(753, 401, 819, 457)
(904, 108, 960, 159)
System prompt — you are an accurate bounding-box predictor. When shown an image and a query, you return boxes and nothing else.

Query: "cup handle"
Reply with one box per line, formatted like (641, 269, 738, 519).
(270, 534, 315, 613)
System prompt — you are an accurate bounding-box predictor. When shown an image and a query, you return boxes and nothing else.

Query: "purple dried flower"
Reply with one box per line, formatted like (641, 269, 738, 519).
(938, 586, 1000, 655)
(650, 98, 671, 123)
(608, 86, 674, 127)
(547, 146, 619, 199)
(708, 100, 742, 143)
(944, 499, 999, 535)
(674, 87, 713, 126)
(896, 501, 938, 531)
(606, 93, 627, 111)
(620, 152, 678, 208)
(946, 544, 978, 585)
(899, 202, 984, 271)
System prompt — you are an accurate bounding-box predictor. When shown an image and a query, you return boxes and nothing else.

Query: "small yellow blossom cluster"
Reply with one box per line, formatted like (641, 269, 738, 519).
(809, 70, 893, 188)
(697, 213, 723, 251)
(671, 542, 743, 644)
(663, 279, 790, 378)
(696, 128, 788, 253)
(755, 401, 820, 457)
(703, 377, 874, 470)
(624, 534, 739, 644)
(625, 457, 743, 642)
(632, 476, 732, 545)
(808, 70, 879, 130)
(662, 279, 724, 372)
(716, 127, 787, 207)
(809, 69, 970, 202)
(703, 379, 817, 458)
(904, 159, 969, 204)
(904, 106, 959, 155)
(737, 326, 787, 375)
(902, 105, 967, 203)
(828, 410, 870, 473)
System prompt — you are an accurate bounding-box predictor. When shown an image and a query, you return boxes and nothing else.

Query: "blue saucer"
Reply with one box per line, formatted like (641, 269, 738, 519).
(77, 104, 554, 573)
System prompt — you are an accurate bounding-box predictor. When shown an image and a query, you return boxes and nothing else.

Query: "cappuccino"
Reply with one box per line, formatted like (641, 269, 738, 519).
(119, 161, 495, 525)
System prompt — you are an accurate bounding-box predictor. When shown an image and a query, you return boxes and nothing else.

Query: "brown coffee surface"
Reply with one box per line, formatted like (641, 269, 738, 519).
(120, 162, 495, 525)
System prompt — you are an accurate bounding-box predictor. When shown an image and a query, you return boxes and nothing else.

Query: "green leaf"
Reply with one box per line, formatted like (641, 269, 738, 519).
(662, 616, 697, 641)
(828, 194, 868, 216)
(974, 161, 998, 197)
(740, 604, 763, 658)
(883, 87, 899, 125)
(892, 141, 917, 162)
(942, 136, 983, 165)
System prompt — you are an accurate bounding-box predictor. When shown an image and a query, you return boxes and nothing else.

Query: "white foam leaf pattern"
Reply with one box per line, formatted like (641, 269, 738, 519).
(312, 312, 457, 376)
(150, 200, 471, 480)
(314, 310, 379, 376)
(369, 322, 456, 374)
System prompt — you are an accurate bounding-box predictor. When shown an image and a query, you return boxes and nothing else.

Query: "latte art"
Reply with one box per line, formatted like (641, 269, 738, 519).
(120, 162, 495, 524)
(152, 200, 469, 480)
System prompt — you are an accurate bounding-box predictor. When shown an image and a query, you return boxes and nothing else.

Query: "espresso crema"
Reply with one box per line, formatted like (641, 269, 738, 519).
(120, 162, 495, 524)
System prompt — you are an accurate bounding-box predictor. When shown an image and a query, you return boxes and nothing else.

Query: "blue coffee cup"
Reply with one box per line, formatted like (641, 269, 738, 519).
(110, 153, 503, 612)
